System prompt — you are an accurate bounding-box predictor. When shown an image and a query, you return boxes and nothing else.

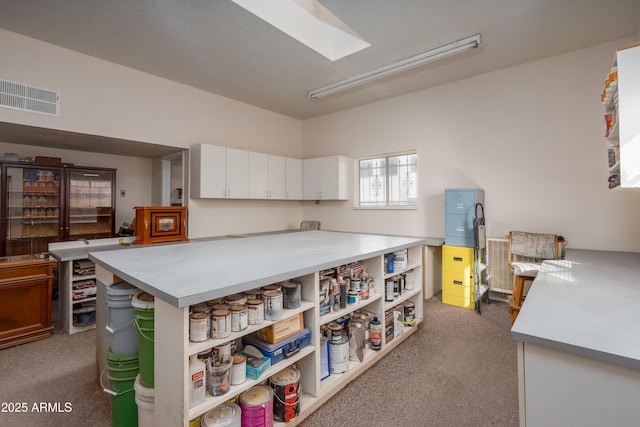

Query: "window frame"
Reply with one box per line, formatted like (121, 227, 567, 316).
(353, 149, 418, 210)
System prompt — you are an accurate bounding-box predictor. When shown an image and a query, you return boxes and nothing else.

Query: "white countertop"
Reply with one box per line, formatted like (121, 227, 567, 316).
(511, 249, 640, 370)
(89, 230, 425, 308)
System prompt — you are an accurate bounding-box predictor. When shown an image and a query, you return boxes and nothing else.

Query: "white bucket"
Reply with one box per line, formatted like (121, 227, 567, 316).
(106, 282, 139, 355)
(134, 374, 154, 427)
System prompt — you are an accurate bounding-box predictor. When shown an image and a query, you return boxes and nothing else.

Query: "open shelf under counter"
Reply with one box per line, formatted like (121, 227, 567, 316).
(188, 345, 315, 420)
(383, 286, 421, 311)
(188, 300, 315, 356)
(318, 293, 381, 326)
(383, 262, 422, 280)
(318, 316, 423, 399)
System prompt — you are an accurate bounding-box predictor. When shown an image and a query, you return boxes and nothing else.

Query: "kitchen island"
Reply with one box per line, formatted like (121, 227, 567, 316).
(91, 230, 426, 426)
(511, 249, 640, 426)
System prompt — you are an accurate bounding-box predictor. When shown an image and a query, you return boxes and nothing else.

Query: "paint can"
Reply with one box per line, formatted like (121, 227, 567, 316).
(225, 293, 247, 306)
(230, 305, 248, 332)
(347, 290, 359, 305)
(230, 354, 247, 386)
(262, 284, 282, 292)
(239, 385, 274, 427)
(263, 290, 283, 321)
(327, 322, 342, 342)
(403, 302, 416, 326)
(282, 281, 301, 309)
(269, 368, 302, 423)
(350, 279, 361, 291)
(245, 288, 263, 300)
(359, 281, 369, 300)
(202, 403, 241, 427)
(189, 312, 210, 342)
(270, 367, 301, 423)
(370, 317, 382, 350)
(211, 309, 231, 339)
(247, 299, 264, 325)
(368, 278, 375, 296)
(213, 341, 232, 361)
(385, 279, 395, 302)
(192, 303, 211, 315)
(211, 303, 230, 312)
(330, 336, 349, 374)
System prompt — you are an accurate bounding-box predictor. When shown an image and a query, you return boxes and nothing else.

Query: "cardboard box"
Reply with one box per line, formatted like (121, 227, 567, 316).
(255, 312, 304, 343)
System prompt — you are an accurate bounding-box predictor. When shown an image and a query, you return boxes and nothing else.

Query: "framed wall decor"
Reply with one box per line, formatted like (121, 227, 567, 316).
(133, 206, 188, 245)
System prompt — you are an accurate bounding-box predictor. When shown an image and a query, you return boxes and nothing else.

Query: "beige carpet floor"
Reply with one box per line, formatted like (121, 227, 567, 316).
(0, 293, 518, 427)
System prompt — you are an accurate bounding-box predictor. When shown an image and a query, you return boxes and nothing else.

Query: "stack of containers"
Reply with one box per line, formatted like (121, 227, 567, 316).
(104, 281, 140, 427)
(132, 291, 155, 427)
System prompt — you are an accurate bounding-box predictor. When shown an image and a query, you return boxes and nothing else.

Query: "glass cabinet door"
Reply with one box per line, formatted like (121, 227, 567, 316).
(68, 169, 115, 240)
(5, 166, 62, 256)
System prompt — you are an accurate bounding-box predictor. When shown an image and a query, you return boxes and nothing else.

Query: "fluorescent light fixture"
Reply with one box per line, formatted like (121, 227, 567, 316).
(308, 34, 481, 99)
(231, 0, 370, 61)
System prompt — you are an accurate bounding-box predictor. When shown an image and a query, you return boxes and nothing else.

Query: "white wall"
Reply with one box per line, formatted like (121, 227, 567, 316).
(0, 29, 304, 238)
(302, 38, 640, 252)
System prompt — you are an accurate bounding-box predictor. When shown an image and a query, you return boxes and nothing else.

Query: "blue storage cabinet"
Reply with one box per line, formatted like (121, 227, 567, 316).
(445, 188, 484, 247)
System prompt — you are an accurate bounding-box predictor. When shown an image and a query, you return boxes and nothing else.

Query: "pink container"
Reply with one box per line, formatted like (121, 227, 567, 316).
(239, 386, 273, 427)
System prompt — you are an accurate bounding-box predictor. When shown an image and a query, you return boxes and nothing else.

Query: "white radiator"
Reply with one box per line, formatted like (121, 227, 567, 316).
(486, 237, 513, 295)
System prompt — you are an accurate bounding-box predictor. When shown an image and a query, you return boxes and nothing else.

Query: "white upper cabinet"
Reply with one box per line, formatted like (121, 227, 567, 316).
(190, 144, 248, 199)
(249, 153, 286, 199)
(285, 157, 303, 200)
(192, 144, 348, 200)
(303, 155, 349, 200)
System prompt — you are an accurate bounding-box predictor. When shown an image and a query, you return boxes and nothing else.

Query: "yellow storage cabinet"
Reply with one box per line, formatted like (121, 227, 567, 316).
(442, 245, 474, 309)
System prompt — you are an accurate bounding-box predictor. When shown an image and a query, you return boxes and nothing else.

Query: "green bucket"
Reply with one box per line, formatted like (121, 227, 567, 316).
(106, 350, 139, 380)
(107, 372, 138, 427)
(133, 292, 155, 388)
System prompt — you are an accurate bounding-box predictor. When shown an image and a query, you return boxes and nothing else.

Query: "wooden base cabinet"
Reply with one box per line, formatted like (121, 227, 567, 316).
(0, 255, 57, 349)
(93, 233, 424, 426)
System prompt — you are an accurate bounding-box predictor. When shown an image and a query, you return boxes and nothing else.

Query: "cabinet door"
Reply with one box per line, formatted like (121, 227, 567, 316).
(1, 164, 64, 256)
(303, 158, 321, 200)
(285, 158, 303, 200)
(268, 155, 286, 200)
(190, 144, 226, 198)
(248, 152, 269, 199)
(226, 148, 249, 199)
(67, 168, 115, 241)
(319, 156, 348, 200)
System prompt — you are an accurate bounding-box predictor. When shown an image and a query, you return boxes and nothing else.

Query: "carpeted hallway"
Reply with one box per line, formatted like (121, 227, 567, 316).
(0, 294, 518, 427)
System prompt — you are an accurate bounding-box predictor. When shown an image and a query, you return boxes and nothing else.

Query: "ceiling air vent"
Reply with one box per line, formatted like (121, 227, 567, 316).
(0, 79, 60, 116)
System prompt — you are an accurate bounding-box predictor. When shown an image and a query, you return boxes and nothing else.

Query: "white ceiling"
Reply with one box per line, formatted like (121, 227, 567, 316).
(0, 0, 639, 156)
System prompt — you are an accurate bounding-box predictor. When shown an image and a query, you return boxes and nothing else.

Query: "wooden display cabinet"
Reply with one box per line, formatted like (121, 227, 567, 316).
(0, 162, 116, 256)
(0, 255, 58, 349)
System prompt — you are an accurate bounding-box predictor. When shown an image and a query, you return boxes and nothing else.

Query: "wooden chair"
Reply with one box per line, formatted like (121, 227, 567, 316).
(507, 231, 565, 324)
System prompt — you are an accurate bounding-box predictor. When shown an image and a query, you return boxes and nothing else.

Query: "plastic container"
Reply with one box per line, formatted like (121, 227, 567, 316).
(190, 355, 207, 408)
(103, 351, 139, 427)
(208, 355, 232, 396)
(106, 281, 139, 355)
(133, 291, 155, 388)
(134, 374, 155, 427)
(241, 328, 311, 365)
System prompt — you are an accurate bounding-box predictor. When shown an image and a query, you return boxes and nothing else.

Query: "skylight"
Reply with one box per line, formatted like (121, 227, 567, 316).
(231, 0, 371, 61)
